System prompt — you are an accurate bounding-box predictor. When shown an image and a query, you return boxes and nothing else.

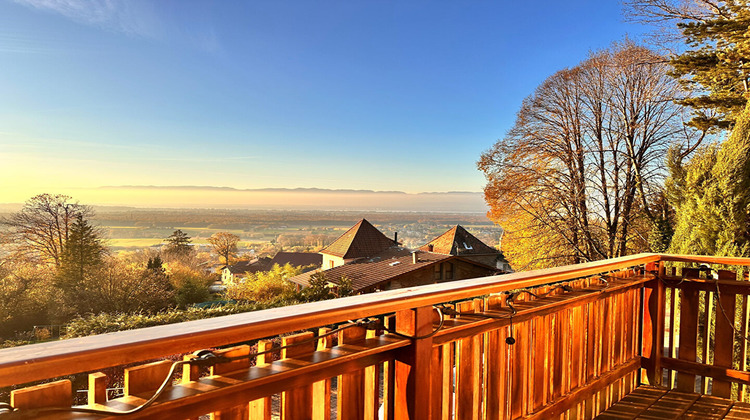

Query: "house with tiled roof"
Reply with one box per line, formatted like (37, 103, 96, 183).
(288, 220, 506, 294)
(288, 250, 497, 294)
(220, 257, 272, 284)
(320, 218, 399, 269)
(419, 225, 512, 272)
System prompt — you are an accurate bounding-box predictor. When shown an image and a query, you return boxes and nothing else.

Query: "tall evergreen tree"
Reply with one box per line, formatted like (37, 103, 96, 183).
(668, 102, 750, 256)
(627, 1, 750, 129)
(57, 214, 106, 309)
(164, 229, 193, 257)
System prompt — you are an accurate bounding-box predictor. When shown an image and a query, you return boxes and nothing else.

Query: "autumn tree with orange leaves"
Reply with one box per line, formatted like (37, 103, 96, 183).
(478, 41, 703, 270)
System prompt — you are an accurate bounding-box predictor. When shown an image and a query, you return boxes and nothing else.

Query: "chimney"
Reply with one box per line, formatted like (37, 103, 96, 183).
(394, 232, 398, 244)
(427, 244, 434, 252)
(412, 251, 418, 264)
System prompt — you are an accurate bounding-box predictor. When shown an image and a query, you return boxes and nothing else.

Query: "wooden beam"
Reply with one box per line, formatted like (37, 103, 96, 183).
(643, 262, 665, 386)
(663, 276, 750, 295)
(659, 254, 750, 266)
(676, 284, 700, 392)
(433, 277, 650, 346)
(661, 357, 750, 387)
(394, 306, 434, 420)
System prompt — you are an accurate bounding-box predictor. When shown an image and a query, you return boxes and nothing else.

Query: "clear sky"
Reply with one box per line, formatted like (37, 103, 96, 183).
(0, 1, 648, 204)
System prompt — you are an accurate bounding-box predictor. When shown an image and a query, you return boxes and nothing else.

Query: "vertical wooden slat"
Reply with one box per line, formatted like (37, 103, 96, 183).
(11, 379, 72, 410)
(531, 313, 548, 413)
(485, 295, 507, 420)
(699, 289, 713, 394)
(337, 326, 367, 420)
(571, 285, 585, 394)
(487, 326, 509, 420)
(250, 340, 273, 420)
(473, 297, 485, 420)
(182, 354, 201, 383)
(211, 345, 251, 420)
(180, 354, 203, 420)
(669, 285, 679, 388)
(393, 306, 433, 420)
(645, 267, 665, 387)
(125, 359, 173, 397)
(741, 275, 750, 401)
(88, 372, 107, 405)
(584, 300, 597, 419)
(364, 329, 381, 420)
(712, 270, 737, 398)
(552, 310, 564, 404)
(281, 331, 316, 420)
(510, 318, 530, 419)
(211, 345, 251, 376)
(431, 340, 452, 419)
(635, 286, 642, 360)
(676, 269, 701, 393)
(598, 292, 612, 414)
(382, 315, 397, 420)
(455, 300, 482, 420)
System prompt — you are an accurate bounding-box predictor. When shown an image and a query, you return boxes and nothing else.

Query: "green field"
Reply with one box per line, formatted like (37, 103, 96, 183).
(107, 238, 163, 248)
(95, 209, 500, 251)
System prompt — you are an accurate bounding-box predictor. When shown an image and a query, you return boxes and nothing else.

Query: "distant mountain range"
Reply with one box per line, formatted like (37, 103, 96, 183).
(100, 186, 479, 195)
(85, 186, 489, 213)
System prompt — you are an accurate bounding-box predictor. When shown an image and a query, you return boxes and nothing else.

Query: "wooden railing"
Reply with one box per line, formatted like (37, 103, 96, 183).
(1, 253, 750, 419)
(643, 255, 750, 402)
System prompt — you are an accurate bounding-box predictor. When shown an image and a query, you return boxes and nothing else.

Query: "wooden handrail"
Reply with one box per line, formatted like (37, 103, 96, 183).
(0, 253, 662, 388)
(659, 253, 750, 266)
(7, 252, 750, 419)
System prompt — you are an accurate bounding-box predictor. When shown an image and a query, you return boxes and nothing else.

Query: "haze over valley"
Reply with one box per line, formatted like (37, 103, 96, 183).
(62, 186, 489, 212)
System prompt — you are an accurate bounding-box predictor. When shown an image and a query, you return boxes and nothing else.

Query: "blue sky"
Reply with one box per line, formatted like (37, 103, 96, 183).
(0, 1, 648, 204)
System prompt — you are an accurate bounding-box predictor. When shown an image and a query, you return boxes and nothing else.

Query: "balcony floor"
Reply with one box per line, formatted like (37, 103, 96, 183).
(596, 386, 750, 419)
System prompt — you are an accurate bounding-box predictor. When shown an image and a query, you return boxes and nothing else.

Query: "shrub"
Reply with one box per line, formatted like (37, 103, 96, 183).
(224, 264, 301, 303)
(63, 298, 302, 338)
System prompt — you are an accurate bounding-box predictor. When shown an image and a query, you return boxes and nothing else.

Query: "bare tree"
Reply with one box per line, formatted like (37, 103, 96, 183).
(208, 232, 240, 266)
(478, 41, 700, 268)
(0, 194, 93, 266)
(625, 0, 731, 25)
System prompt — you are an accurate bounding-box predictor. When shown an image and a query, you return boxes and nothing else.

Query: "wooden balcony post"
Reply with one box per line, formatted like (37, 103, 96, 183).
(394, 306, 434, 420)
(643, 260, 665, 386)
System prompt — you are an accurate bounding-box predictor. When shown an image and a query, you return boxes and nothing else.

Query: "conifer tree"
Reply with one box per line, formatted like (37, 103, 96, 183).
(57, 214, 106, 310)
(59, 214, 105, 284)
(672, 3, 750, 129)
(627, 1, 750, 129)
(668, 102, 750, 256)
(164, 230, 193, 257)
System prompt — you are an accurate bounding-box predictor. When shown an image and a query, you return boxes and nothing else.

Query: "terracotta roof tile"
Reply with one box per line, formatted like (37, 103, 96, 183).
(226, 257, 272, 274)
(269, 252, 322, 268)
(321, 219, 397, 259)
(419, 225, 499, 256)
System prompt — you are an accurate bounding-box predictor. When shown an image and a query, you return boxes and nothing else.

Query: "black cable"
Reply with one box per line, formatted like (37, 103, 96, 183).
(379, 307, 446, 340)
(1, 359, 189, 416)
(0, 275, 619, 416)
(659, 264, 750, 345)
(713, 275, 750, 345)
(0, 318, 379, 416)
(0, 313, 449, 416)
